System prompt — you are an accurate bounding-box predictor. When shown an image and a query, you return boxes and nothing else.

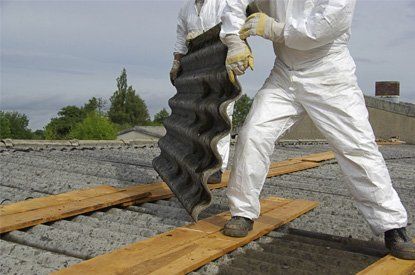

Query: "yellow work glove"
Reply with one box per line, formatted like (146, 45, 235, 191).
(221, 34, 254, 85)
(239, 13, 284, 43)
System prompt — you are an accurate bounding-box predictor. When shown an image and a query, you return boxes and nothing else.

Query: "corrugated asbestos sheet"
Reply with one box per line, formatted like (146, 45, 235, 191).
(153, 24, 241, 220)
(1, 143, 415, 274)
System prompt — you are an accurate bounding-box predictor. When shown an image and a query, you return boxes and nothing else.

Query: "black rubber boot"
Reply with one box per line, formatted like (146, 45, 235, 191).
(223, 216, 254, 237)
(208, 170, 223, 184)
(384, 227, 415, 260)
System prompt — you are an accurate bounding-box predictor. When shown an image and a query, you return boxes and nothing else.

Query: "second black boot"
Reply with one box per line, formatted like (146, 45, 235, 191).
(384, 227, 415, 260)
(208, 170, 223, 184)
(223, 216, 254, 237)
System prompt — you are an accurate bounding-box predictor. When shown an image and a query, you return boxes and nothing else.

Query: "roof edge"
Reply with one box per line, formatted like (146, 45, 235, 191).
(364, 95, 415, 117)
(0, 139, 157, 148)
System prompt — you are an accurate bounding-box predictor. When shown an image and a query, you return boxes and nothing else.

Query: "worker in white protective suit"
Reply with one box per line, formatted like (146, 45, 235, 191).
(219, 0, 415, 260)
(170, 0, 235, 183)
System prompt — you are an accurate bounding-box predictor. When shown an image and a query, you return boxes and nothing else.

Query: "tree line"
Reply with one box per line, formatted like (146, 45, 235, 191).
(0, 69, 253, 140)
(43, 69, 170, 140)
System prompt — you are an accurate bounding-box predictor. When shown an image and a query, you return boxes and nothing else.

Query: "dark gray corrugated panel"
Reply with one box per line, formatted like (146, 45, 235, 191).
(153, 24, 241, 221)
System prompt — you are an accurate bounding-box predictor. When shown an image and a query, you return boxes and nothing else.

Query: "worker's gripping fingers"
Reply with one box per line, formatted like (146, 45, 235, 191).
(226, 50, 250, 65)
(248, 56, 254, 70)
(229, 62, 245, 75)
(236, 62, 246, 75)
(239, 27, 256, 40)
(226, 66, 236, 85)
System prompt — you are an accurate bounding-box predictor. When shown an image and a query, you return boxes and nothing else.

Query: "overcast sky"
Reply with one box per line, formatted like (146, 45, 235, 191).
(1, 0, 415, 130)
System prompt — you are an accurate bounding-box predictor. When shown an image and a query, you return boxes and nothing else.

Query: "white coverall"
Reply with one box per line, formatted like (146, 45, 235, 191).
(174, 0, 235, 171)
(221, 0, 408, 235)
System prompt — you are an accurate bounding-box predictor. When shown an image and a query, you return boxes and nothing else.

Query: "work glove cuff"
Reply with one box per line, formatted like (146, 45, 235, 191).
(220, 34, 247, 50)
(269, 20, 285, 43)
(171, 60, 181, 70)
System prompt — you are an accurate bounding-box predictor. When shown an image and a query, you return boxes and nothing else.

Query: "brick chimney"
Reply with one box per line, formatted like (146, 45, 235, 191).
(375, 81, 400, 103)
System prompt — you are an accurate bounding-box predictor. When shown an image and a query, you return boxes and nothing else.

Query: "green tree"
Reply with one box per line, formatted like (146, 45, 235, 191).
(108, 68, 150, 127)
(44, 106, 84, 139)
(83, 97, 106, 115)
(69, 112, 118, 140)
(153, 108, 169, 125)
(0, 112, 12, 138)
(0, 111, 32, 139)
(44, 96, 105, 140)
(32, 130, 45, 140)
(232, 94, 253, 128)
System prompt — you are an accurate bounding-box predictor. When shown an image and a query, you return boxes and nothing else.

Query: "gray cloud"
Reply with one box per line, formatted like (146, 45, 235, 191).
(1, 0, 414, 130)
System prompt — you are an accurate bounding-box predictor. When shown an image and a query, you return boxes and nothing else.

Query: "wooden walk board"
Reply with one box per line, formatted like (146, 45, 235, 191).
(53, 197, 318, 275)
(357, 244, 415, 275)
(298, 151, 335, 162)
(0, 189, 151, 234)
(0, 185, 117, 216)
(269, 159, 303, 169)
(268, 161, 320, 177)
(120, 180, 228, 208)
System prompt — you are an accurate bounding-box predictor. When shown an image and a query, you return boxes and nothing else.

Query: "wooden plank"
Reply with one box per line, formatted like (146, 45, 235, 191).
(120, 183, 173, 207)
(269, 159, 303, 169)
(357, 250, 415, 275)
(298, 151, 335, 162)
(267, 161, 320, 177)
(53, 197, 317, 275)
(121, 159, 314, 208)
(151, 200, 318, 275)
(0, 185, 117, 216)
(0, 181, 232, 233)
(0, 190, 150, 234)
(53, 199, 291, 275)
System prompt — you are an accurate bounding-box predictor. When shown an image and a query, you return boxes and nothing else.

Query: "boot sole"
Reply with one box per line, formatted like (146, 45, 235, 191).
(207, 177, 222, 184)
(222, 228, 250, 238)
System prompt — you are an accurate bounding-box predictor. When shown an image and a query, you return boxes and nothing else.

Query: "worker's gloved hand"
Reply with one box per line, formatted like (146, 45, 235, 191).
(239, 13, 284, 43)
(221, 34, 254, 85)
(170, 60, 181, 86)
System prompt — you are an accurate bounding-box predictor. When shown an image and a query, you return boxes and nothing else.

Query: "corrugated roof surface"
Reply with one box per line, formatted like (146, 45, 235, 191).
(1, 143, 414, 274)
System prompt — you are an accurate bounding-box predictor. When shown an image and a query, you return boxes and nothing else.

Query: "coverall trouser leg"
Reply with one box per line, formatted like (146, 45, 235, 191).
(217, 102, 235, 171)
(227, 68, 408, 235)
(227, 75, 306, 220)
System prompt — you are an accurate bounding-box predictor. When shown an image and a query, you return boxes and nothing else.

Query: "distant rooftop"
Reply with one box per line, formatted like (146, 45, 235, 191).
(117, 126, 166, 140)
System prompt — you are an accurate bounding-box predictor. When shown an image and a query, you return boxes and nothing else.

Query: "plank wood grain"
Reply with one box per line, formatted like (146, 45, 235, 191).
(357, 249, 415, 275)
(0, 185, 117, 216)
(0, 190, 150, 234)
(53, 197, 318, 275)
(299, 151, 335, 162)
(267, 161, 320, 177)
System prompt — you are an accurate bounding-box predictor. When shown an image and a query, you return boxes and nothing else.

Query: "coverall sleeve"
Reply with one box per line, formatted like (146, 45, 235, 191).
(173, 12, 189, 55)
(216, 0, 228, 24)
(284, 0, 356, 51)
(220, 0, 253, 38)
